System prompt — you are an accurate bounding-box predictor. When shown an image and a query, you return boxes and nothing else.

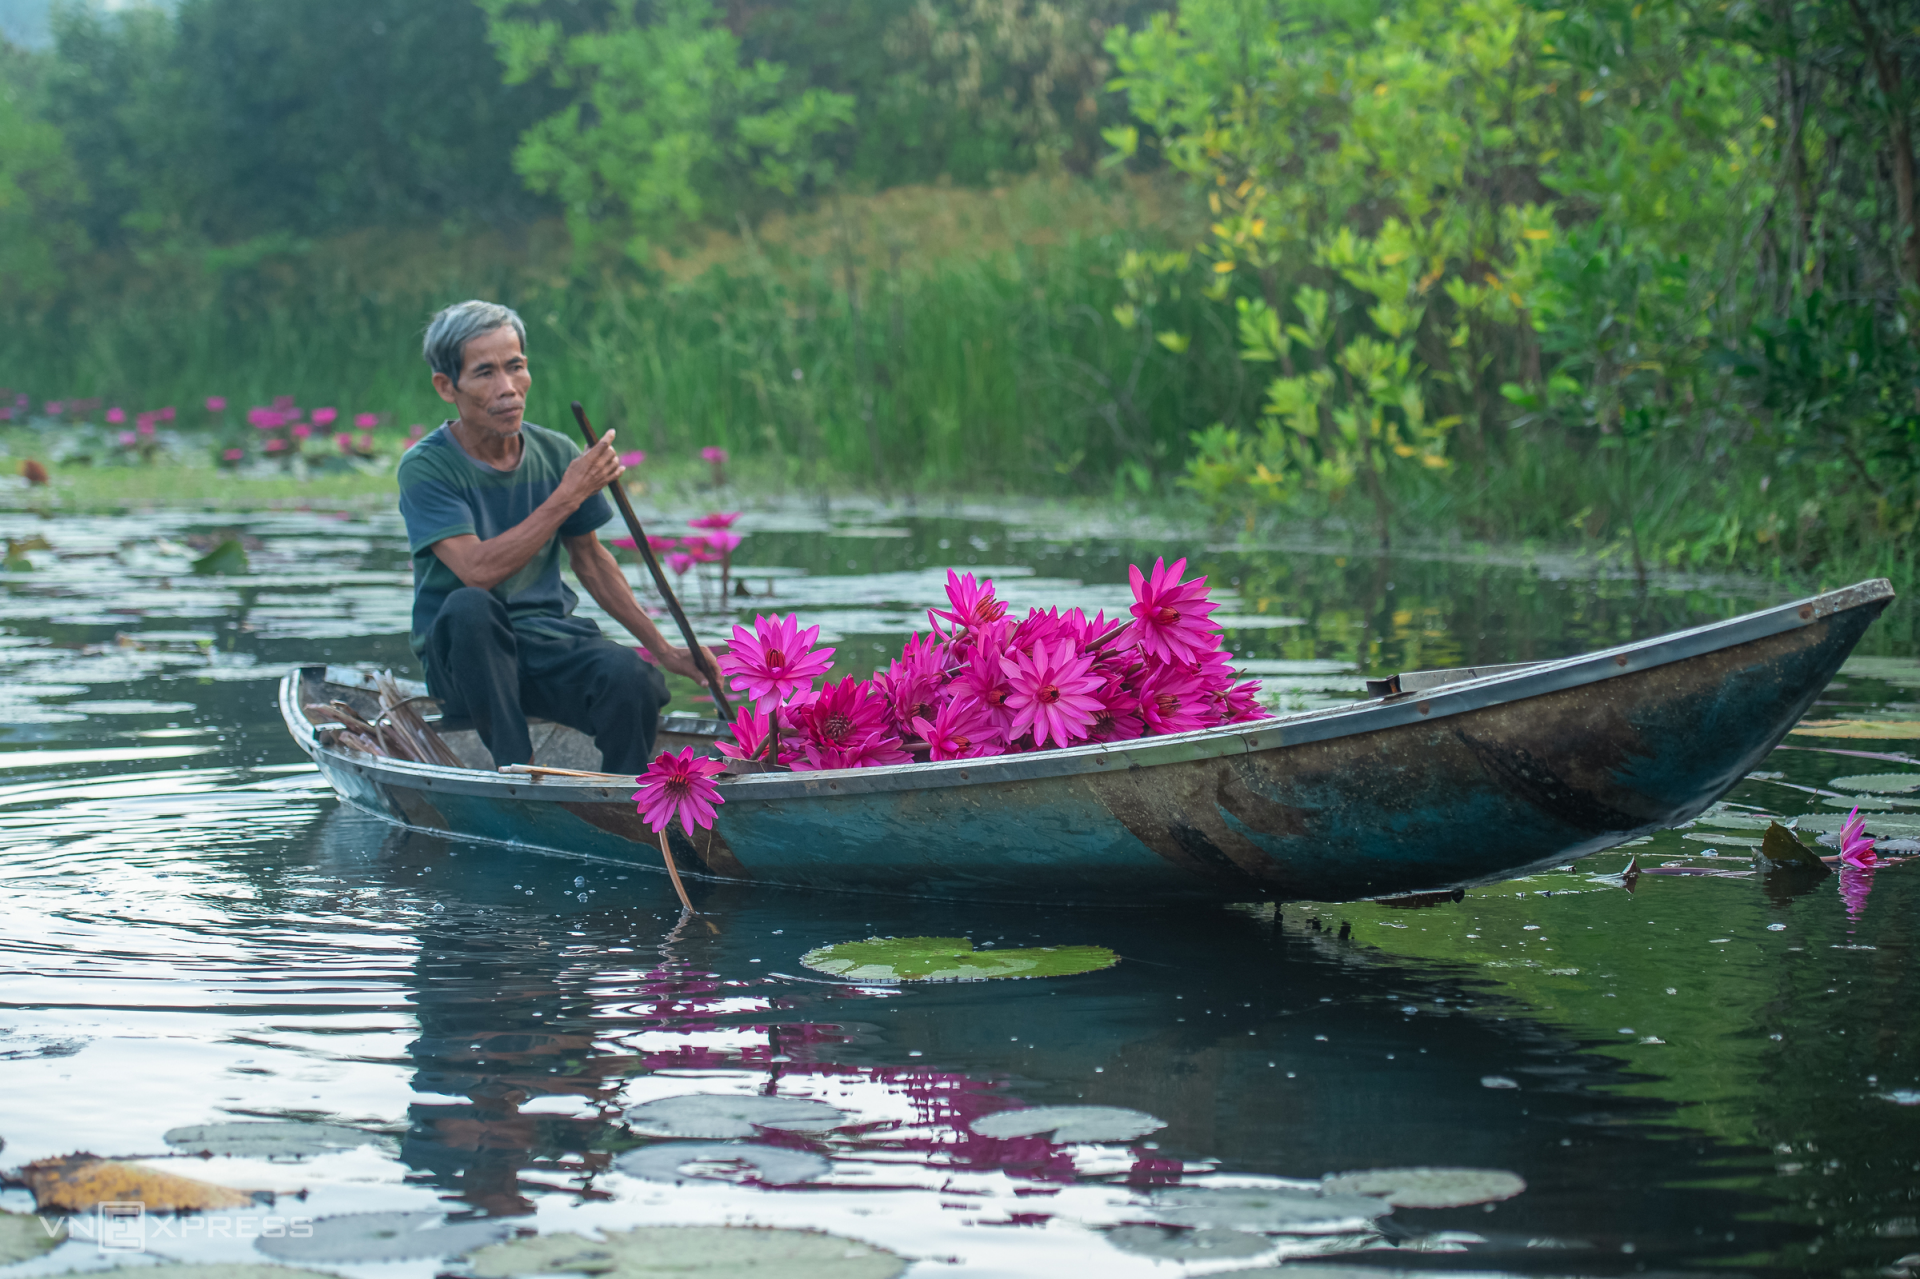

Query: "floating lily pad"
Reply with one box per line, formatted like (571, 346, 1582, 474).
(1793, 812, 1920, 836)
(20, 1154, 256, 1213)
(1106, 1225, 1274, 1260)
(970, 1105, 1165, 1143)
(1684, 832, 1762, 847)
(1840, 657, 1920, 690)
(0, 1210, 62, 1264)
(623, 1094, 845, 1139)
(164, 1122, 386, 1159)
(1145, 1187, 1391, 1234)
(255, 1211, 512, 1262)
(614, 1142, 831, 1185)
(1757, 822, 1828, 871)
(799, 936, 1118, 983)
(464, 1227, 904, 1279)
(1830, 773, 1920, 795)
(100, 1268, 329, 1279)
(1320, 1167, 1526, 1208)
(1790, 719, 1920, 740)
(191, 538, 250, 576)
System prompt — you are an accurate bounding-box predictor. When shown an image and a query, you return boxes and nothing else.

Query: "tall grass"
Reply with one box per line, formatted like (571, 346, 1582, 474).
(3, 176, 1241, 495)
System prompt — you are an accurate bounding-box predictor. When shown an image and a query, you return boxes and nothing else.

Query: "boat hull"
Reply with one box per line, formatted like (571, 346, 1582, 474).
(282, 579, 1892, 904)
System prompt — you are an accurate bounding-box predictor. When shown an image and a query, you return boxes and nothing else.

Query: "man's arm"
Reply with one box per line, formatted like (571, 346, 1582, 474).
(565, 531, 720, 687)
(429, 433, 624, 591)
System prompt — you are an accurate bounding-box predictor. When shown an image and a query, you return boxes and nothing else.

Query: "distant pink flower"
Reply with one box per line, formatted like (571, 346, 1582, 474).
(912, 696, 998, 760)
(700, 529, 743, 554)
(354, 412, 378, 429)
(158, 406, 175, 422)
(106, 406, 126, 424)
(408, 424, 426, 438)
(612, 536, 637, 550)
(683, 537, 721, 564)
(264, 438, 289, 453)
(618, 450, 646, 468)
(248, 407, 282, 430)
(930, 570, 1007, 633)
(1839, 808, 1877, 869)
(1136, 660, 1210, 735)
(205, 396, 227, 412)
(1129, 557, 1217, 664)
(632, 746, 726, 836)
(311, 407, 338, 427)
(720, 614, 835, 710)
(0, 408, 12, 423)
(689, 511, 739, 531)
(647, 535, 679, 553)
(1000, 637, 1104, 749)
(701, 446, 730, 464)
(335, 432, 354, 453)
(667, 551, 694, 575)
(45, 401, 64, 415)
(354, 431, 374, 452)
(117, 430, 137, 447)
(272, 395, 296, 411)
(221, 448, 244, 462)
(135, 420, 155, 437)
(290, 423, 312, 441)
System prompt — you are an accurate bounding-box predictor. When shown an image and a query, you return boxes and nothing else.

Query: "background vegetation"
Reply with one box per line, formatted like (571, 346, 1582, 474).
(1, 0, 1916, 583)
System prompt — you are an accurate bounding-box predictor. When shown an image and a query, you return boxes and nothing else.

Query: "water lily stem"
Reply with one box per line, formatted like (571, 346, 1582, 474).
(657, 828, 697, 914)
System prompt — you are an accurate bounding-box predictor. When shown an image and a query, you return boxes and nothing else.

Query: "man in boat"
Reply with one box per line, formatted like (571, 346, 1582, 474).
(398, 299, 716, 774)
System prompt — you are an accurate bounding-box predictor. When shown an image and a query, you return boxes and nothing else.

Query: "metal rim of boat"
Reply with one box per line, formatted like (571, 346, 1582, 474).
(281, 578, 1894, 802)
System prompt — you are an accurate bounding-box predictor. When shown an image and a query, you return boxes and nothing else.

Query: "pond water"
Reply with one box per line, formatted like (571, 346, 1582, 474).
(0, 499, 1914, 1278)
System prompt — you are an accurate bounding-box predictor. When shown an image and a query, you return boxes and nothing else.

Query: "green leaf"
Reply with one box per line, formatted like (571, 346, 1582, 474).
(464, 1227, 904, 1279)
(799, 936, 1118, 983)
(190, 537, 249, 576)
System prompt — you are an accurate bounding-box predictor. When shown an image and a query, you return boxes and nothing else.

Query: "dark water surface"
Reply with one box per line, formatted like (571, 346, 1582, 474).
(0, 502, 1914, 1278)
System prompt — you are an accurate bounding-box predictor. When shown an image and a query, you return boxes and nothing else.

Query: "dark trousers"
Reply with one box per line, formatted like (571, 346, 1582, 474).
(423, 587, 669, 775)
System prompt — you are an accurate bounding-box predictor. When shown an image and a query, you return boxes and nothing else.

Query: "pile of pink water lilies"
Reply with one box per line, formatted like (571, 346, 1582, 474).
(631, 557, 1264, 839)
(717, 557, 1265, 771)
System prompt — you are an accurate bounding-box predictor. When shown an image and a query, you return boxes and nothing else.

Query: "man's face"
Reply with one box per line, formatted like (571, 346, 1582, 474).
(433, 325, 530, 437)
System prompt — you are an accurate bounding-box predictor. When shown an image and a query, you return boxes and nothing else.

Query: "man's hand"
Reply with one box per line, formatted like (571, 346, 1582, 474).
(556, 430, 625, 509)
(655, 644, 724, 688)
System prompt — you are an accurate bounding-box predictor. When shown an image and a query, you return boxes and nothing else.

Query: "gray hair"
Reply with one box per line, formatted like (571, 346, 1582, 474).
(423, 300, 527, 386)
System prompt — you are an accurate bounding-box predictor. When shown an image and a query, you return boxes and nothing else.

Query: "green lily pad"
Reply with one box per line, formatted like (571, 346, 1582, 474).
(1106, 1224, 1274, 1260)
(1830, 773, 1920, 795)
(191, 538, 250, 576)
(799, 936, 1118, 983)
(101, 1269, 330, 1279)
(1794, 812, 1920, 836)
(1145, 1187, 1391, 1234)
(1320, 1166, 1526, 1208)
(255, 1211, 512, 1262)
(1757, 822, 1828, 871)
(623, 1094, 845, 1139)
(464, 1227, 904, 1279)
(0, 1210, 62, 1264)
(164, 1121, 387, 1158)
(971, 1105, 1165, 1142)
(1840, 657, 1920, 690)
(614, 1142, 830, 1184)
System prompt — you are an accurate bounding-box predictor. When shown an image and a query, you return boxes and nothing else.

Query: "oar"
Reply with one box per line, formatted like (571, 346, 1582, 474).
(570, 401, 734, 722)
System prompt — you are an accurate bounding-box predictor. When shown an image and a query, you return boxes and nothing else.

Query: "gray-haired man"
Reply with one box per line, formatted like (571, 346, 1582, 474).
(398, 300, 715, 773)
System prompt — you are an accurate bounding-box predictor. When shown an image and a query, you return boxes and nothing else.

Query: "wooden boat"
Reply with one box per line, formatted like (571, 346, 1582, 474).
(279, 578, 1893, 904)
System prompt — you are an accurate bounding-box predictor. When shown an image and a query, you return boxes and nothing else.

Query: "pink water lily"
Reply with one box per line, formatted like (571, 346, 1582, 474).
(1136, 660, 1210, 735)
(1001, 637, 1104, 749)
(790, 676, 907, 770)
(632, 747, 726, 836)
(1839, 807, 1877, 869)
(931, 570, 1007, 633)
(913, 696, 999, 760)
(618, 450, 646, 468)
(311, 407, 338, 427)
(689, 511, 739, 531)
(717, 704, 776, 762)
(354, 412, 379, 429)
(720, 614, 835, 710)
(106, 407, 126, 424)
(700, 446, 729, 464)
(1129, 557, 1217, 664)
(205, 396, 227, 412)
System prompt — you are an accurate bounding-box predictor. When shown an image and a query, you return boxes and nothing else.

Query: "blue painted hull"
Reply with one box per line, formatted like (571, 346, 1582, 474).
(281, 580, 1892, 904)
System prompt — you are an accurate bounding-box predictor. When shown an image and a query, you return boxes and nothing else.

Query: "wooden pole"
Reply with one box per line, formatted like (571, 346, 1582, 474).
(571, 401, 734, 722)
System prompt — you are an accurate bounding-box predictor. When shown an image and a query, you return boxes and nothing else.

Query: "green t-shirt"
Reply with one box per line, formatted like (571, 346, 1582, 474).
(397, 421, 613, 656)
